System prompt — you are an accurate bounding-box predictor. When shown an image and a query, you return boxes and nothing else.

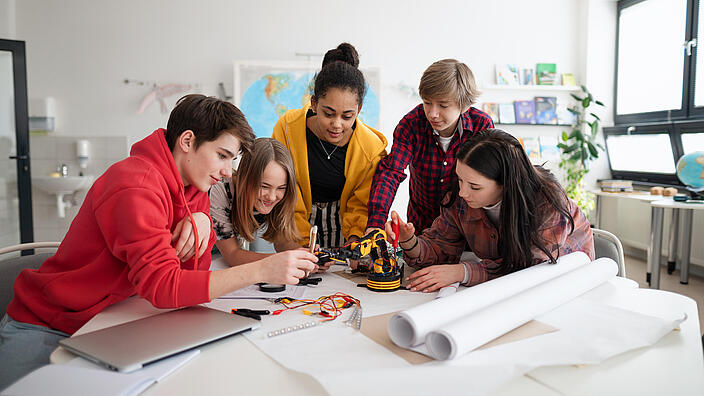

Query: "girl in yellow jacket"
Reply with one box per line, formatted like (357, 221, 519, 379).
(273, 43, 387, 248)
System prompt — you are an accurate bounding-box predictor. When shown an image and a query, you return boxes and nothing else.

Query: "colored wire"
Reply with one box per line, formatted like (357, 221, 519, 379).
(271, 293, 360, 322)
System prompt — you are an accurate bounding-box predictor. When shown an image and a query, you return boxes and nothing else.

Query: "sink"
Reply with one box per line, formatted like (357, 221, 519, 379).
(32, 175, 94, 195)
(32, 175, 94, 218)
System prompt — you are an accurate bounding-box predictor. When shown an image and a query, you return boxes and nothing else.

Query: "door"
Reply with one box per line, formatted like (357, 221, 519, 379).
(0, 39, 33, 251)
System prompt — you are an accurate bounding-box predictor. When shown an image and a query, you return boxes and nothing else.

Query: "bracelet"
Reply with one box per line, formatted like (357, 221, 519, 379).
(401, 237, 418, 252)
(400, 235, 415, 244)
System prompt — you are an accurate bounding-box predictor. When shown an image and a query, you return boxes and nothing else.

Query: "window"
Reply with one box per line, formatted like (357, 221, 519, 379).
(608, 1, 704, 185)
(615, 0, 698, 123)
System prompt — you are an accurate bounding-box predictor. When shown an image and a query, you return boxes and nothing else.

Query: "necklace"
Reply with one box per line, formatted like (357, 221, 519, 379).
(317, 136, 339, 160)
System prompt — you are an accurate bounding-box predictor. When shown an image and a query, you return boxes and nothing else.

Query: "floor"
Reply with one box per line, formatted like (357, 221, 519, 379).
(624, 254, 704, 334)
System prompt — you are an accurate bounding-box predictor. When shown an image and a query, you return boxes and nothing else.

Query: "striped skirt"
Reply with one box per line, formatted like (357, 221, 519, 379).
(310, 200, 344, 248)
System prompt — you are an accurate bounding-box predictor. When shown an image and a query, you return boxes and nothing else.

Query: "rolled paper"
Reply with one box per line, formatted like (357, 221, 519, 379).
(424, 258, 618, 360)
(387, 252, 591, 349)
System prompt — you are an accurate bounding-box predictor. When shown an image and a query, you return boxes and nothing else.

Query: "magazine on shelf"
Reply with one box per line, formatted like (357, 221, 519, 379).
(539, 135, 560, 161)
(535, 96, 558, 125)
(561, 73, 576, 86)
(536, 63, 557, 85)
(520, 68, 535, 85)
(495, 64, 520, 85)
(514, 100, 536, 124)
(482, 103, 500, 124)
(499, 103, 516, 124)
(556, 104, 577, 125)
(522, 136, 541, 160)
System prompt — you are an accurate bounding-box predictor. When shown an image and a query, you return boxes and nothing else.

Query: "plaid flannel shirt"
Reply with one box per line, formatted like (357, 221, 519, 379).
(366, 104, 494, 232)
(406, 194, 595, 287)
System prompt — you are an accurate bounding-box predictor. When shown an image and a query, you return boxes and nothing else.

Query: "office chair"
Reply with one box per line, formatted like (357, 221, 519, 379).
(592, 228, 626, 277)
(0, 242, 60, 317)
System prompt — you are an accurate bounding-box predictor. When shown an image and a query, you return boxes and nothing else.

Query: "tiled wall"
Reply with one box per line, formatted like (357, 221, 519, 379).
(30, 135, 130, 241)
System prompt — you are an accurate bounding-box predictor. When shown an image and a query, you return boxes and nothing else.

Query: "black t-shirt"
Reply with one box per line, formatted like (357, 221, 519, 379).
(306, 112, 348, 203)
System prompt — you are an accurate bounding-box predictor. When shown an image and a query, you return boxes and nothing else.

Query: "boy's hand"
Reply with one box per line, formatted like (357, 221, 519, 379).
(258, 250, 318, 284)
(384, 210, 415, 245)
(406, 264, 465, 293)
(171, 212, 211, 262)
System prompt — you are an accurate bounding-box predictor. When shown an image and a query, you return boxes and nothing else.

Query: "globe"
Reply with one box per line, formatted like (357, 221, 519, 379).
(676, 151, 704, 189)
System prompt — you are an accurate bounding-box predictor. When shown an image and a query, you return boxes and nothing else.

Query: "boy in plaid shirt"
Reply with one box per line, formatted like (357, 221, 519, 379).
(366, 59, 493, 234)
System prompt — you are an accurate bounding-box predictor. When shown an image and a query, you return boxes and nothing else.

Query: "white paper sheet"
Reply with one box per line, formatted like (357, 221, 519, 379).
(388, 251, 591, 348)
(237, 265, 686, 396)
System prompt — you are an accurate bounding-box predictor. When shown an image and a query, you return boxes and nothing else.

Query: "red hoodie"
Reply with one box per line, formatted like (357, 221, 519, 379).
(7, 129, 216, 335)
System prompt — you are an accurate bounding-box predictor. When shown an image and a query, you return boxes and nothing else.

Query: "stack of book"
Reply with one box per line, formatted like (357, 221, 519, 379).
(600, 180, 633, 192)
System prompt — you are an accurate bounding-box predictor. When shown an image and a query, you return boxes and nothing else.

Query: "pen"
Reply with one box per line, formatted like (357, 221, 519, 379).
(309, 225, 318, 254)
(306, 226, 318, 278)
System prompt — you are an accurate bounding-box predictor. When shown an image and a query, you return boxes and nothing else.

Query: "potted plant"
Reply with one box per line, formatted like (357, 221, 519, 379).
(558, 85, 605, 214)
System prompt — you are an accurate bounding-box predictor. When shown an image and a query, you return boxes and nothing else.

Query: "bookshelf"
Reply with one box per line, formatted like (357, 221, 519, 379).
(480, 84, 581, 92)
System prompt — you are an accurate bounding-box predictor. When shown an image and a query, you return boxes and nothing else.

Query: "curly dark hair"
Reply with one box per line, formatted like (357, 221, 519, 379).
(313, 43, 366, 105)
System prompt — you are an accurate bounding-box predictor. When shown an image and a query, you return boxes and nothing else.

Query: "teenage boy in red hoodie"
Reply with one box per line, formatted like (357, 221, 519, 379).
(0, 95, 317, 389)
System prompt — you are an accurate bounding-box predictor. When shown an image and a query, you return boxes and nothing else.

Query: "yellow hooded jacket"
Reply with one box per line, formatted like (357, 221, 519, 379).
(272, 105, 387, 245)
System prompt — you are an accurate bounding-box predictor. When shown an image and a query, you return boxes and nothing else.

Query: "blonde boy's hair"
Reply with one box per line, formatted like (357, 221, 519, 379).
(418, 59, 481, 108)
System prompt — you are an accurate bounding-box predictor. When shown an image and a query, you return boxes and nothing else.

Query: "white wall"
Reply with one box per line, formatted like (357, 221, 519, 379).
(9, 0, 627, 236)
(13, 0, 586, 137)
(0, 0, 15, 39)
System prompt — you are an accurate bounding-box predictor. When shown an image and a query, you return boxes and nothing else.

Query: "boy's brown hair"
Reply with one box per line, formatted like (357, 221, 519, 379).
(165, 94, 255, 154)
(418, 59, 481, 108)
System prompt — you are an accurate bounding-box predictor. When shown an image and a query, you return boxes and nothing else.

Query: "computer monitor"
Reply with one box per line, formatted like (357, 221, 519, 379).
(603, 125, 681, 185)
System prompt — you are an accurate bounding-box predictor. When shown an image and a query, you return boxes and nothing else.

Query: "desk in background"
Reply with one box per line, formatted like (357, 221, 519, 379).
(648, 199, 704, 289)
(593, 191, 701, 289)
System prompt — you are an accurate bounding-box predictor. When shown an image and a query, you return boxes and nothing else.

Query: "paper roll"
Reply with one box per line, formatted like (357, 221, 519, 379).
(424, 258, 618, 360)
(387, 251, 591, 348)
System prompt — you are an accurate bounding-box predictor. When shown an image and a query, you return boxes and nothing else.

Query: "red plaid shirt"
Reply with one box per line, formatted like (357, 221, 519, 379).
(406, 194, 595, 286)
(366, 104, 494, 232)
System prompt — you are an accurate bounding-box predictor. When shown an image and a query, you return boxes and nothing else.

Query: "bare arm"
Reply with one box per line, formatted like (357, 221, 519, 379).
(208, 249, 318, 300)
(215, 237, 270, 266)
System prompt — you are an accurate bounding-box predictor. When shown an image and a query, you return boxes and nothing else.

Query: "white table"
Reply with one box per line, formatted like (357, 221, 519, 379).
(51, 275, 703, 395)
(648, 199, 704, 289)
(593, 191, 697, 288)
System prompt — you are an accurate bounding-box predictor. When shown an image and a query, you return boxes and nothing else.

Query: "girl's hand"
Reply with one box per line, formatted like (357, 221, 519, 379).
(258, 250, 318, 284)
(406, 264, 465, 293)
(171, 212, 211, 261)
(384, 210, 415, 245)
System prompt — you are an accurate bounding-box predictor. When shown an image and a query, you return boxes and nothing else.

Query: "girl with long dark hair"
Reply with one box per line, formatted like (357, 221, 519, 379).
(386, 128, 594, 292)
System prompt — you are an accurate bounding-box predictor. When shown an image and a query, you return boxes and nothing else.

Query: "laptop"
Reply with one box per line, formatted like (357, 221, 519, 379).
(59, 305, 260, 373)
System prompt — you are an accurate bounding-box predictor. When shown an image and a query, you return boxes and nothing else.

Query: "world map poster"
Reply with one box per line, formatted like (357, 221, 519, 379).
(234, 61, 380, 137)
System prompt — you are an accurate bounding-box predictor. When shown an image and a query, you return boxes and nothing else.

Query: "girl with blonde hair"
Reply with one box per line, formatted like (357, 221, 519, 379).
(210, 138, 302, 265)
